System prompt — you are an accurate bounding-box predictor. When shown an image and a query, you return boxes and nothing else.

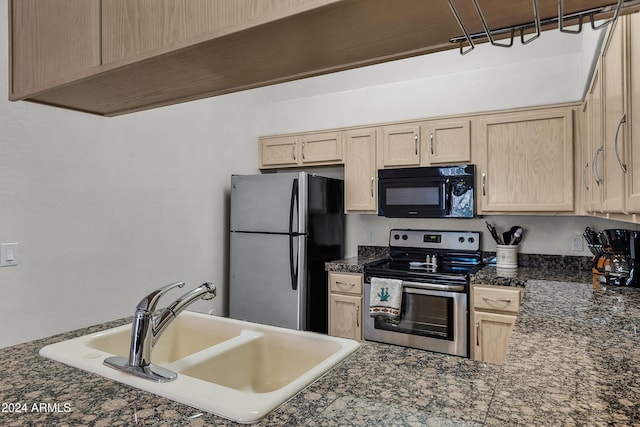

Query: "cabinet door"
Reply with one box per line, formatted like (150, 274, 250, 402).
(477, 109, 574, 212)
(587, 66, 605, 213)
(345, 129, 377, 213)
(422, 120, 471, 165)
(626, 13, 640, 212)
(601, 18, 627, 213)
(300, 132, 344, 165)
(580, 100, 591, 213)
(329, 294, 362, 340)
(10, 0, 101, 95)
(259, 136, 299, 168)
(101, 0, 313, 64)
(473, 311, 516, 365)
(380, 125, 420, 167)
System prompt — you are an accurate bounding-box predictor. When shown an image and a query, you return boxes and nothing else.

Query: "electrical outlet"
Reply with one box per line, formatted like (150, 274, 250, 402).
(571, 235, 584, 252)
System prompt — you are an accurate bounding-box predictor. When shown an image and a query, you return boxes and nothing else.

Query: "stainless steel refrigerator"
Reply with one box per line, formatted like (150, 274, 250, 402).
(229, 172, 344, 333)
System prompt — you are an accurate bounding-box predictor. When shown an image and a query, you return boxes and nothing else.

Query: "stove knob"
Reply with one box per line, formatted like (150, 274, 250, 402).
(458, 237, 465, 243)
(394, 234, 400, 240)
(468, 237, 475, 243)
(402, 234, 408, 240)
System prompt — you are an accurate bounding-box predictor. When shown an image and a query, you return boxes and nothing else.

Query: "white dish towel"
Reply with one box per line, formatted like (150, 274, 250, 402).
(369, 277, 403, 320)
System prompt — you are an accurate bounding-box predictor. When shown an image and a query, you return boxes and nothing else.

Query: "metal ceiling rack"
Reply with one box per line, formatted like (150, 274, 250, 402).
(448, 0, 627, 55)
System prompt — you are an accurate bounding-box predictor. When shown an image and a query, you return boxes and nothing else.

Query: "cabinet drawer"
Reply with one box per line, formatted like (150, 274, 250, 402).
(329, 273, 363, 295)
(474, 286, 521, 313)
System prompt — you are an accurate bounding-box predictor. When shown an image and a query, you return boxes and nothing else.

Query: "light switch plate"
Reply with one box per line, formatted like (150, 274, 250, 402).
(1, 243, 19, 267)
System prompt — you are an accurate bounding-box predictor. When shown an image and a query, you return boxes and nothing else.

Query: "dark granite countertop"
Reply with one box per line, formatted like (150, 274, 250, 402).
(1, 277, 639, 425)
(486, 280, 640, 426)
(325, 246, 389, 274)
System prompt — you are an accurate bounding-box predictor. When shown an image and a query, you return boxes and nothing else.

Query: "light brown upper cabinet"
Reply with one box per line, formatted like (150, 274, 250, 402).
(601, 17, 627, 214)
(476, 107, 575, 213)
(379, 120, 471, 168)
(379, 125, 421, 167)
(421, 120, 471, 165)
(259, 135, 300, 168)
(624, 12, 640, 213)
(300, 132, 344, 165)
(583, 66, 604, 213)
(582, 13, 640, 217)
(9, 0, 101, 95)
(259, 131, 344, 169)
(101, 0, 299, 64)
(579, 99, 589, 214)
(345, 129, 377, 213)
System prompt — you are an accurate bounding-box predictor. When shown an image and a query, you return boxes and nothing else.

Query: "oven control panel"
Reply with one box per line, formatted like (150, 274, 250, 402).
(388, 229, 480, 251)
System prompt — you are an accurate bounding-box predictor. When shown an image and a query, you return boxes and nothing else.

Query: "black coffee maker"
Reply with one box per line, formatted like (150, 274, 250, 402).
(593, 229, 640, 287)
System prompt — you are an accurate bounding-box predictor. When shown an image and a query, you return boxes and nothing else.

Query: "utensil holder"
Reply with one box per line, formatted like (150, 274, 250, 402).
(496, 245, 518, 271)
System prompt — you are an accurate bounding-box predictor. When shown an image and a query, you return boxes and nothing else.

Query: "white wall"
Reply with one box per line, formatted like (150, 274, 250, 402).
(0, 8, 633, 348)
(257, 25, 602, 134)
(0, 5, 268, 346)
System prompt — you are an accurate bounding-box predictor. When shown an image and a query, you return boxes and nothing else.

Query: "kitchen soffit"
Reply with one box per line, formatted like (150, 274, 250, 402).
(14, 0, 640, 116)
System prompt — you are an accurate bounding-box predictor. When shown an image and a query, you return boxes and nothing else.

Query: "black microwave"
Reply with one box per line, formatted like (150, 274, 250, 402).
(377, 165, 475, 218)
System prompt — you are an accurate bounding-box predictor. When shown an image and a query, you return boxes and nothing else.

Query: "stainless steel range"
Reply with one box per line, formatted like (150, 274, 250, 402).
(364, 229, 482, 358)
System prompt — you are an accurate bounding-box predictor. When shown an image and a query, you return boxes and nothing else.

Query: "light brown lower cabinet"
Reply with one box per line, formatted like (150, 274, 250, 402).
(328, 272, 363, 340)
(472, 285, 522, 365)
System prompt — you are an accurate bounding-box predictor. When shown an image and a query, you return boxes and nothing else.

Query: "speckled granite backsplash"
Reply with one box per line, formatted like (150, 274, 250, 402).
(484, 252, 593, 271)
(357, 245, 389, 260)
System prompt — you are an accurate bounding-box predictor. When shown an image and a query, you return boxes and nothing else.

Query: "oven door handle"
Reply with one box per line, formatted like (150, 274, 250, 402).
(401, 281, 466, 293)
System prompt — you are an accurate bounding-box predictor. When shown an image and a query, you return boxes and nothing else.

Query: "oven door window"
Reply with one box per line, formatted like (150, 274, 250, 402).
(378, 179, 445, 217)
(374, 291, 454, 341)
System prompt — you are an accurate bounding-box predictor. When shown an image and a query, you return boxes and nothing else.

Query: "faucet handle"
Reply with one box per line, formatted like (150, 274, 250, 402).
(136, 281, 185, 312)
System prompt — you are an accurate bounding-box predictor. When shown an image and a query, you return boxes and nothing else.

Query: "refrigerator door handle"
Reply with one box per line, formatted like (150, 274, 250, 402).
(289, 235, 299, 290)
(289, 178, 299, 290)
(289, 178, 299, 235)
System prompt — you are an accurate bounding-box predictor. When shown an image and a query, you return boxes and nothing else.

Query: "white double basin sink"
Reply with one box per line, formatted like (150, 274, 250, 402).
(40, 311, 360, 423)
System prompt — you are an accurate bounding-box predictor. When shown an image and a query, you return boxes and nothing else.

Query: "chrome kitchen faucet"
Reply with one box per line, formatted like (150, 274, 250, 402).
(104, 281, 216, 382)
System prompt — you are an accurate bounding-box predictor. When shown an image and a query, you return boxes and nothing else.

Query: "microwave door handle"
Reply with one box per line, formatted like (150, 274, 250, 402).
(444, 178, 452, 216)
